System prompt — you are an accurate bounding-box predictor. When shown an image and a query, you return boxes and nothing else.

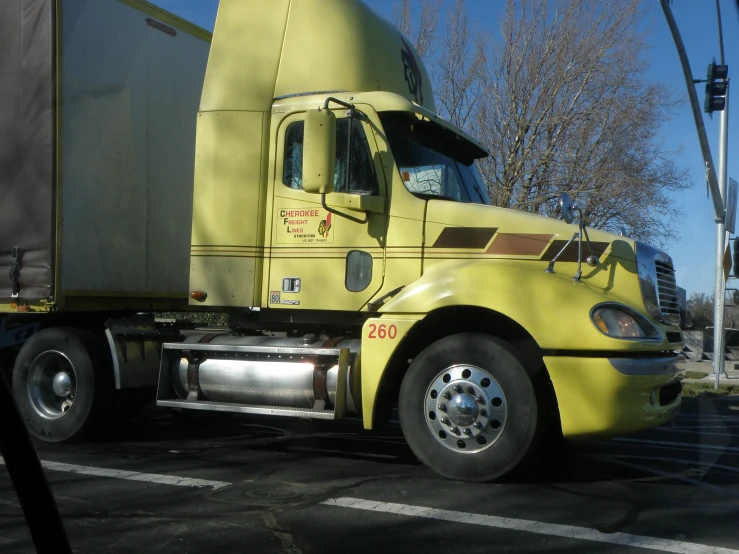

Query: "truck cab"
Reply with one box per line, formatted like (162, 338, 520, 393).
(174, 0, 685, 480)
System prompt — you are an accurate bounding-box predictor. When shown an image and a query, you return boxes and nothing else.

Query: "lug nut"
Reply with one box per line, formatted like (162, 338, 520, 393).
(480, 409, 488, 417)
(475, 396, 484, 403)
(438, 404, 447, 412)
(442, 392, 452, 400)
(450, 426, 460, 435)
(466, 387, 475, 394)
(440, 417, 450, 425)
(453, 385, 462, 393)
(473, 421, 483, 429)
(463, 428, 473, 436)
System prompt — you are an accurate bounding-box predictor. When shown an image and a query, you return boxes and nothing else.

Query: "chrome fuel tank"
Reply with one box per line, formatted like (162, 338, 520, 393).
(170, 335, 361, 415)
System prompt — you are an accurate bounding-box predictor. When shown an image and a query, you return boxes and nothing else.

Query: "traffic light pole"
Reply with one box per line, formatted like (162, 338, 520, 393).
(713, 0, 729, 389)
(661, 0, 729, 389)
(714, 88, 729, 387)
(659, 1, 725, 222)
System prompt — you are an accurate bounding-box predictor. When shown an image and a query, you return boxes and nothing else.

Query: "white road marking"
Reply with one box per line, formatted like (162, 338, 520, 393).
(612, 438, 739, 453)
(323, 497, 739, 553)
(0, 457, 230, 490)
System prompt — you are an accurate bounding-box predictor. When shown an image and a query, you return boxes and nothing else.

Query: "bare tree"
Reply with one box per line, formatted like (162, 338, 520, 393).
(434, 0, 486, 129)
(392, 0, 443, 61)
(395, 0, 691, 247)
(687, 292, 713, 329)
(687, 291, 739, 330)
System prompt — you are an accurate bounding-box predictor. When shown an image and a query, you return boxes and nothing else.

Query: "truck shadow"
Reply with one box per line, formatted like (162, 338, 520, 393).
(62, 396, 739, 491)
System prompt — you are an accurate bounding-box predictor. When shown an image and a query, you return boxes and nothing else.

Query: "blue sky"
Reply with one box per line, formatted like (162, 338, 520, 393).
(151, 0, 739, 297)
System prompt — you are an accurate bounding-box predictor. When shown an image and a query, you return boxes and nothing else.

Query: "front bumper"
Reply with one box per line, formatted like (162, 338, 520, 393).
(544, 353, 685, 439)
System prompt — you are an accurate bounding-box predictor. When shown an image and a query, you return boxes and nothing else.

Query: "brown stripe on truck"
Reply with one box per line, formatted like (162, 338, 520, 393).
(431, 227, 498, 249)
(540, 240, 611, 262)
(485, 233, 554, 256)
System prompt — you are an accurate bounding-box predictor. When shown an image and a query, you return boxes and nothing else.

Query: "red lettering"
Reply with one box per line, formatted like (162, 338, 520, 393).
(367, 323, 398, 340)
(282, 209, 320, 218)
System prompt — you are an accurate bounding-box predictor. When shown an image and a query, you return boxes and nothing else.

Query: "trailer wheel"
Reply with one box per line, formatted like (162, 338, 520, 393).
(398, 333, 540, 482)
(12, 328, 111, 443)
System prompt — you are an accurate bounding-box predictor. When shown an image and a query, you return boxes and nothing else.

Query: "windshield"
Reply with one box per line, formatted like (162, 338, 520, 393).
(379, 112, 491, 205)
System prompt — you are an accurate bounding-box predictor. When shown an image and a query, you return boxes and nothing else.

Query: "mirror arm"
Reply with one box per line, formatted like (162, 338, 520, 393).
(321, 194, 369, 224)
(577, 211, 601, 269)
(545, 232, 579, 274)
(572, 207, 585, 282)
(582, 222, 594, 252)
(323, 97, 355, 111)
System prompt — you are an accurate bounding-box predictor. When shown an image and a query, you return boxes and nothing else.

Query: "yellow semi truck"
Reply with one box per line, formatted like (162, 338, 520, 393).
(0, 0, 684, 481)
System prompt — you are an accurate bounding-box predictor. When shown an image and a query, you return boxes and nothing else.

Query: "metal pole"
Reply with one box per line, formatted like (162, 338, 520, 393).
(715, 0, 726, 65)
(715, 85, 730, 388)
(659, 0, 725, 221)
(713, 0, 729, 388)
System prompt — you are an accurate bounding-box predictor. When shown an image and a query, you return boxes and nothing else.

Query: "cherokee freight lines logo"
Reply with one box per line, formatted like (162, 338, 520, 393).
(277, 208, 334, 244)
(318, 213, 332, 239)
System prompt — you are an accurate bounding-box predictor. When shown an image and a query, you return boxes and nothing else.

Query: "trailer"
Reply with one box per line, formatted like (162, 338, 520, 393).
(0, 0, 210, 312)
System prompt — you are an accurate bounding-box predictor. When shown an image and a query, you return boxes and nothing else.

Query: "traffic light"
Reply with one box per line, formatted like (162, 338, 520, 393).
(705, 62, 728, 114)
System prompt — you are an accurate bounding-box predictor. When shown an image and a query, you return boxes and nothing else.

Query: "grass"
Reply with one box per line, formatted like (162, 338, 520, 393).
(681, 382, 739, 397)
(684, 370, 709, 380)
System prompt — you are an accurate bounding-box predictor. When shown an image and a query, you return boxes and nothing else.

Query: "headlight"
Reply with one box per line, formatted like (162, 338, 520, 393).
(590, 304, 660, 340)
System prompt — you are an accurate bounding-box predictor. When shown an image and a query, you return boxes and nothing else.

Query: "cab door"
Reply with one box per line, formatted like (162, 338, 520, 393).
(266, 110, 387, 311)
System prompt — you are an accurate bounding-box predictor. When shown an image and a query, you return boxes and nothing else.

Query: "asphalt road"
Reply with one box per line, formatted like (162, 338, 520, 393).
(2, 396, 739, 554)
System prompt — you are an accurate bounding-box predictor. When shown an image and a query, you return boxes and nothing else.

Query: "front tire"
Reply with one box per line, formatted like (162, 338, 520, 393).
(399, 333, 540, 482)
(12, 328, 111, 442)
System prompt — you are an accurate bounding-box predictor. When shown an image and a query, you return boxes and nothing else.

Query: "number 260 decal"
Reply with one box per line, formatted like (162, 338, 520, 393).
(367, 323, 398, 339)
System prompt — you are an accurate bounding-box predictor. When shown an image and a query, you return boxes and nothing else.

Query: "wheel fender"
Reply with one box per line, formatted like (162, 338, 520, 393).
(360, 315, 422, 429)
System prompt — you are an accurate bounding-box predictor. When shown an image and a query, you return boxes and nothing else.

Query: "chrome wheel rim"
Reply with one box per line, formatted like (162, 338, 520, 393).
(424, 364, 508, 454)
(27, 351, 77, 420)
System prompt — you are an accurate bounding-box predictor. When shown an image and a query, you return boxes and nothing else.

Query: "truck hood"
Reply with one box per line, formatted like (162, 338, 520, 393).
(424, 200, 636, 265)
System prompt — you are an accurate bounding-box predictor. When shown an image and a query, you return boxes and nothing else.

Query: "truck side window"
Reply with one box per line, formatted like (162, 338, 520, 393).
(283, 119, 379, 195)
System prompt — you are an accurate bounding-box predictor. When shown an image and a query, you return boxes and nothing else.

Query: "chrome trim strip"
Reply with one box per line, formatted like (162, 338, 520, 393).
(162, 343, 343, 356)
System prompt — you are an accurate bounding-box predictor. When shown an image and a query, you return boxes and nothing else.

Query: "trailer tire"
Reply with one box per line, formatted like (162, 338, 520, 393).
(398, 333, 540, 482)
(12, 328, 111, 443)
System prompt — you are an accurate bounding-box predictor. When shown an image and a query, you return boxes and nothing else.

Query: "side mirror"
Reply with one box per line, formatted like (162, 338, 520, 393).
(559, 192, 575, 224)
(302, 109, 336, 195)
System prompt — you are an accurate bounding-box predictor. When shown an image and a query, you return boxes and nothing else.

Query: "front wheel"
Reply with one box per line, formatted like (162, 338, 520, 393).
(399, 333, 541, 482)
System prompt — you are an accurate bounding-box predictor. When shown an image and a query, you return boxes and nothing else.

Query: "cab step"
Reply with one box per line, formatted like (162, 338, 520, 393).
(157, 398, 336, 419)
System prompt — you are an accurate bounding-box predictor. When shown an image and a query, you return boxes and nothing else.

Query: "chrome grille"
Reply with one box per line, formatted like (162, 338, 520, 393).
(655, 257, 680, 322)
